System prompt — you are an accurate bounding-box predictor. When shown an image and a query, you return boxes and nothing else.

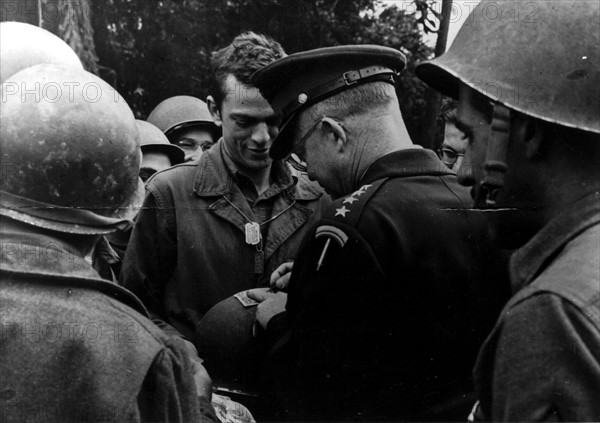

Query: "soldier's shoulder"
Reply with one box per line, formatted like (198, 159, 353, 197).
(70, 284, 177, 358)
(146, 162, 197, 186)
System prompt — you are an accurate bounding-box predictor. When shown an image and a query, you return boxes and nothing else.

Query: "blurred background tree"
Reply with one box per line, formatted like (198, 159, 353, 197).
(3, 0, 450, 146)
(34, 0, 100, 74)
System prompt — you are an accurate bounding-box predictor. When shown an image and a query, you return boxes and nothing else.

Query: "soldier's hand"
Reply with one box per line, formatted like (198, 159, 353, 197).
(246, 288, 288, 330)
(190, 358, 212, 401)
(270, 261, 294, 290)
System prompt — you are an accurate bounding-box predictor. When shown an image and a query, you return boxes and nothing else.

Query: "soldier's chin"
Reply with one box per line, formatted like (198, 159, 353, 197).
(486, 208, 541, 250)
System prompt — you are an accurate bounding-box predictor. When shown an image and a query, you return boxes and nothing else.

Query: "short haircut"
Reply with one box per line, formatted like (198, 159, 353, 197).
(441, 99, 458, 124)
(305, 81, 396, 122)
(209, 32, 286, 109)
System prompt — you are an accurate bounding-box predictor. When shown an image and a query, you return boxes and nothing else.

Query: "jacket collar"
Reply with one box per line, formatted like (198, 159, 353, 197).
(193, 139, 323, 201)
(509, 189, 600, 293)
(0, 219, 148, 316)
(360, 148, 453, 186)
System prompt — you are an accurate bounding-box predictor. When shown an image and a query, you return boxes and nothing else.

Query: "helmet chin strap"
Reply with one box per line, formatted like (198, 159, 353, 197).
(481, 103, 510, 206)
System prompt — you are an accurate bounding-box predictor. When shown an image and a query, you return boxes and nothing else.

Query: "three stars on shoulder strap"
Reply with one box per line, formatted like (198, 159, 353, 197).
(334, 184, 374, 219)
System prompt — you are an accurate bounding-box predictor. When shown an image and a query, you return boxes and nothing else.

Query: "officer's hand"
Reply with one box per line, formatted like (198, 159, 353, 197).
(190, 357, 212, 401)
(270, 261, 294, 290)
(246, 288, 288, 330)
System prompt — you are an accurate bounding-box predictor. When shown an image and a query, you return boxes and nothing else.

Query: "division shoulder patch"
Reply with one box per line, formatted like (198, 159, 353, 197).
(315, 225, 349, 248)
(314, 225, 349, 272)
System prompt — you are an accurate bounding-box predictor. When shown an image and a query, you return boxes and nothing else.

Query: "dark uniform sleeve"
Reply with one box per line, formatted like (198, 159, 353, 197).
(138, 338, 218, 423)
(261, 216, 391, 420)
(120, 192, 185, 339)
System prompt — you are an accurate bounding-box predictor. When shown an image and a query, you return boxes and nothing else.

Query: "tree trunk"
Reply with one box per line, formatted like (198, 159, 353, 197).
(40, 0, 99, 74)
(418, 0, 453, 150)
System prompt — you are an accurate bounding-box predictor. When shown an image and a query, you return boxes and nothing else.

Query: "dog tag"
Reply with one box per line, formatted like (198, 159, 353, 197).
(245, 222, 261, 245)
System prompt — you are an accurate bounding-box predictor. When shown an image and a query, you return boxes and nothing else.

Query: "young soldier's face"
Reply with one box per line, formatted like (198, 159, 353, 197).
(215, 75, 281, 172)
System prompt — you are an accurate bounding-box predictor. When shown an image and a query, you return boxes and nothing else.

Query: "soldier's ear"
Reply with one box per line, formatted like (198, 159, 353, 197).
(207, 96, 222, 127)
(321, 117, 346, 151)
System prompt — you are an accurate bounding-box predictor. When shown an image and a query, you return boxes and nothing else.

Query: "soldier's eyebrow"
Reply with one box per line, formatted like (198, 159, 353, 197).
(231, 112, 277, 123)
(230, 113, 255, 121)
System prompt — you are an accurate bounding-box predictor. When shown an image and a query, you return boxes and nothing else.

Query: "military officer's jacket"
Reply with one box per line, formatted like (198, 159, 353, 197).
(261, 148, 510, 421)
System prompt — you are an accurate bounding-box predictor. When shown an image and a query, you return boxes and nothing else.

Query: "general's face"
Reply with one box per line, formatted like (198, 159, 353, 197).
(294, 115, 345, 198)
(171, 126, 215, 162)
(456, 83, 541, 248)
(215, 75, 281, 172)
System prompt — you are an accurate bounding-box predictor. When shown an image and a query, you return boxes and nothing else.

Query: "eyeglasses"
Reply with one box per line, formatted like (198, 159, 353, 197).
(296, 117, 325, 158)
(297, 116, 345, 157)
(287, 121, 320, 174)
(437, 147, 465, 169)
(286, 117, 327, 174)
(287, 116, 344, 173)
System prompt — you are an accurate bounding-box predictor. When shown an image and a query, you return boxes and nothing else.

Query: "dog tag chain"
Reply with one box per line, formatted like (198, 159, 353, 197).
(222, 195, 297, 277)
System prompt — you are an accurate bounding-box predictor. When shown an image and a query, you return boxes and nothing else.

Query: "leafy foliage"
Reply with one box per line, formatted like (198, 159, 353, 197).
(89, 0, 434, 143)
(413, 0, 441, 33)
(356, 6, 433, 143)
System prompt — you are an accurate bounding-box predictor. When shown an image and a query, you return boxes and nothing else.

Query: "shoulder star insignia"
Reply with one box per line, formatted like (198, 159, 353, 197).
(335, 206, 350, 217)
(343, 196, 358, 205)
(356, 184, 373, 195)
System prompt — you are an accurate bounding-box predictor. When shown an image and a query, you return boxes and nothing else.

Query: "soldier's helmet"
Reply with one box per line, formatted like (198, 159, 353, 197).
(0, 64, 141, 234)
(416, 0, 600, 134)
(136, 120, 185, 165)
(0, 21, 83, 84)
(194, 295, 265, 396)
(146, 95, 220, 140)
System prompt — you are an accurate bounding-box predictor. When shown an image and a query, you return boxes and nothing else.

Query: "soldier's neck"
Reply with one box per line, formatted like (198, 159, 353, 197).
(350, 113, 415, 191)
(238, 165, 273, 196)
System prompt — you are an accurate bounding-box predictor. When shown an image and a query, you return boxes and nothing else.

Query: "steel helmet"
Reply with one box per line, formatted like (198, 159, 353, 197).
(194, 295, 265, 396)
(416, 0, 600, 134)
(136, 120, 185, 165)
(146, 95, 220, 139)
(0, 21, 83, 84)
(0, 64, 141, 234)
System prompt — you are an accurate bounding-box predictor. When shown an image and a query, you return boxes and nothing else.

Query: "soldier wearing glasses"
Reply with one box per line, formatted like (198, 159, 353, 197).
(438, 102, 468, 171)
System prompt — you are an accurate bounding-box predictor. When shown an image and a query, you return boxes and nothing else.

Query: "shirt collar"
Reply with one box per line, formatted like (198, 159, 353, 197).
(193, 139, 322, 200)
(0, 219, 149, 315)
(221, 142, 296, 198)
(509, 189, 600, 293)
(0, 223, 98, 280)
